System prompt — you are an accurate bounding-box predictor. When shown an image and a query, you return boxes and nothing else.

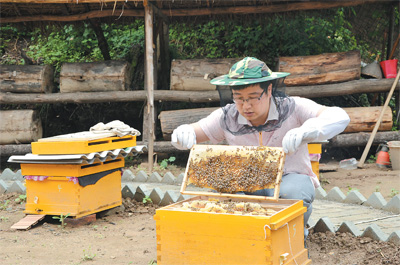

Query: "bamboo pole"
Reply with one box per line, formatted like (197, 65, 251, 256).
(358, 71, 400, 168)
(144, 1, 155, 173)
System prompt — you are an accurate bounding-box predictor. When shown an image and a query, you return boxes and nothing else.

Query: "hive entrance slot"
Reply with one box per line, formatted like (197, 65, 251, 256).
(88, 140, 108, 146)
(111, 138, 131, 143)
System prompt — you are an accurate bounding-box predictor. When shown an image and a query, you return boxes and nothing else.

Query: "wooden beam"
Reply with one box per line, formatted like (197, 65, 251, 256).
(1, 0, 381, 23)
(1, 9, 144, 23)
(1, 79, 398, 105)
(164, 1, 378, 17)
(144, 0, 155, 172)
(0, 0, 132, 3)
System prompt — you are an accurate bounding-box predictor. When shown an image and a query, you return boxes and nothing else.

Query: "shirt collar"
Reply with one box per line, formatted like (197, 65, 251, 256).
(237, 98, 279, 125)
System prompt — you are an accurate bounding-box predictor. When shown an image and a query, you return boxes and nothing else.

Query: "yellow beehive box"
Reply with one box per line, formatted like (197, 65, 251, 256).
(154, 144, 311, 264)
(154, 196, 310, 265)
(21, 158, 124, 177)
(308, 143, 322, 179)
(24, 170, 122, 218)
(31, 133, 136, 155)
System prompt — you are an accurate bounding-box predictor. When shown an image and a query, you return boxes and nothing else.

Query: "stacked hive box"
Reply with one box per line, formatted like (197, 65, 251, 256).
(19, 134, 137, 218)
(154, 145, 311, 265)
(308, 143, 322, 180)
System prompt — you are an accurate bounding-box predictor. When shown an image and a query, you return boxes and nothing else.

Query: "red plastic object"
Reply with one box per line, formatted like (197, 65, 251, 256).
(380, 59, 398, 78)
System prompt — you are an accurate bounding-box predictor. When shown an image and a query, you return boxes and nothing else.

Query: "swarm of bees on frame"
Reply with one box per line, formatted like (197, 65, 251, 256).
(187, 146, 283, 193)
(176, 198, 277, 216)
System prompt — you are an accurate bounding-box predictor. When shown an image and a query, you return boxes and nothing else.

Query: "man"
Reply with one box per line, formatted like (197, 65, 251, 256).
(171, 57, 350, 239)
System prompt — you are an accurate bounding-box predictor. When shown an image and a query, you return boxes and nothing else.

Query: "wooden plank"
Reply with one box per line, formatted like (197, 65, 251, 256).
(10, 214, 46, 230)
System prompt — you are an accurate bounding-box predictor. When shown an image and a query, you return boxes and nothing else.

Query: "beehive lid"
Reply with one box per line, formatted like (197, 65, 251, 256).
(180, 144, 286, 201)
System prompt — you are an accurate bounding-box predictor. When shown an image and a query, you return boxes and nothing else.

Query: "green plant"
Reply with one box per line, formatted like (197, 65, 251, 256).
(82, 246, 96, 261)
(142, 196, 152, 204)
(0, 200, 10, 210)
(0, 216, 9, 222)
(14, 194, 27, 204)
(52, 213, 70, 229)
(367, 155, 377, 164)
(347, 186, 359, 193)
(390, 188, 399, 197)
(159, 156, 176, 169)
(148, 260, 157, 265)
(375, 186, 381, 192)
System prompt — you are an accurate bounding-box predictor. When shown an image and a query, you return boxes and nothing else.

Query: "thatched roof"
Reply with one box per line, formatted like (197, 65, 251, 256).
(1, 0, 385, 24)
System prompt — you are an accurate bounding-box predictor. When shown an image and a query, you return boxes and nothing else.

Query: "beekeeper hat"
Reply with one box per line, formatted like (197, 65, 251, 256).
(210, 57, 290, 86)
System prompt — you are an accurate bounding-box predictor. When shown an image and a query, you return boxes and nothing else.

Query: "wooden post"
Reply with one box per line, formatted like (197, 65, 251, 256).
(144, 1, 155, 172)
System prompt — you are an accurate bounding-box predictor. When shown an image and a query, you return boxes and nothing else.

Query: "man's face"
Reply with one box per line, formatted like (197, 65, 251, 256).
(232, 83, 272, 127)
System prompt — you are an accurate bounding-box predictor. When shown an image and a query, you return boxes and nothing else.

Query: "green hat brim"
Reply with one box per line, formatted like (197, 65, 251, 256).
(210, 72, 290, 86)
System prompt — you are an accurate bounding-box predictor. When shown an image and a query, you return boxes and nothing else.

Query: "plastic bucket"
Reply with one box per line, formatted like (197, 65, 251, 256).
(380, 59, 398, 78)
(388, 141, 400, 170)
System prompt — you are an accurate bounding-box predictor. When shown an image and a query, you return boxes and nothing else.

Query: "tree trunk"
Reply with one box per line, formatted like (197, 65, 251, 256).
(59, 60, 132, 92)
(327, 131, 400, 147)
(343, 106, 392, 133)
(0, 110, 42, 144)
(278, 50, 361, 86)
(0, 65, 54, 93)
(170, 58, 238, 91)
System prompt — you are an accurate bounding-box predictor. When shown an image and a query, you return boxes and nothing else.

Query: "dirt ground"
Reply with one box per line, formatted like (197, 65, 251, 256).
(0, 161, 399, 265)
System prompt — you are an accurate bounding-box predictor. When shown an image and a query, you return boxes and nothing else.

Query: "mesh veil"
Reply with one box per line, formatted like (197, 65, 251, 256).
(216, 78, 295, 136)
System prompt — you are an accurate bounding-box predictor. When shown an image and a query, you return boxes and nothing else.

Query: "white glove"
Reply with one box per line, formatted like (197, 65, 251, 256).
(171, 124, 197, 150)
(282, 107, 350, 155)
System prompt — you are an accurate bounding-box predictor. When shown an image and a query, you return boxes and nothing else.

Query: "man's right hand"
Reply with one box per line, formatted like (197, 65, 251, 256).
(171, 124, 197, 150)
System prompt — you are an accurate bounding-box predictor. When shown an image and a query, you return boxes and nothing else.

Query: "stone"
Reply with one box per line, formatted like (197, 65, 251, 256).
(383, 195, 400, 213)
(134, 184, 152, 202)
(337, 221, 362, 237)
(65, 214, 96, 228)
(134, 170, 149, 182)
(159, 190, 180, 206)
(0, 168, 16, 181)
(121, 183, 139, 199)
(315, 186, 327, 199)
(149, 187, 164, 205)
(313, 217, 336, 233)
(6, 181, 26, 194)
(361, 224, 388, 242)
(344, 190, 367, 205)
(387, 231, 400, 245)
(148, 172, 162, 183)
(326, 187, 346, 202)
(121, 169, 135, 182)
(176, 173, 185, 185)
(14, 170, 24, 181)
(162, 172, 176, 185)
(0, 179, 8, 194)
(364, 192, 387, 209)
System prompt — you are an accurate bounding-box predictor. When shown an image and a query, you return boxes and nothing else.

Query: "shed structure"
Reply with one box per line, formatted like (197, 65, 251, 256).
(1, 0, 399, 170)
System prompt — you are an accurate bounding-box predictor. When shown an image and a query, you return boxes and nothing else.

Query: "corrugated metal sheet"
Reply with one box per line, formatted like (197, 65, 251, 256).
(8, 145, 147, 164)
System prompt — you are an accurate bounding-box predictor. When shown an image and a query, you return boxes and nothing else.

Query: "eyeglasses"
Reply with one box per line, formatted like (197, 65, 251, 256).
(232, 90, 265, 105)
